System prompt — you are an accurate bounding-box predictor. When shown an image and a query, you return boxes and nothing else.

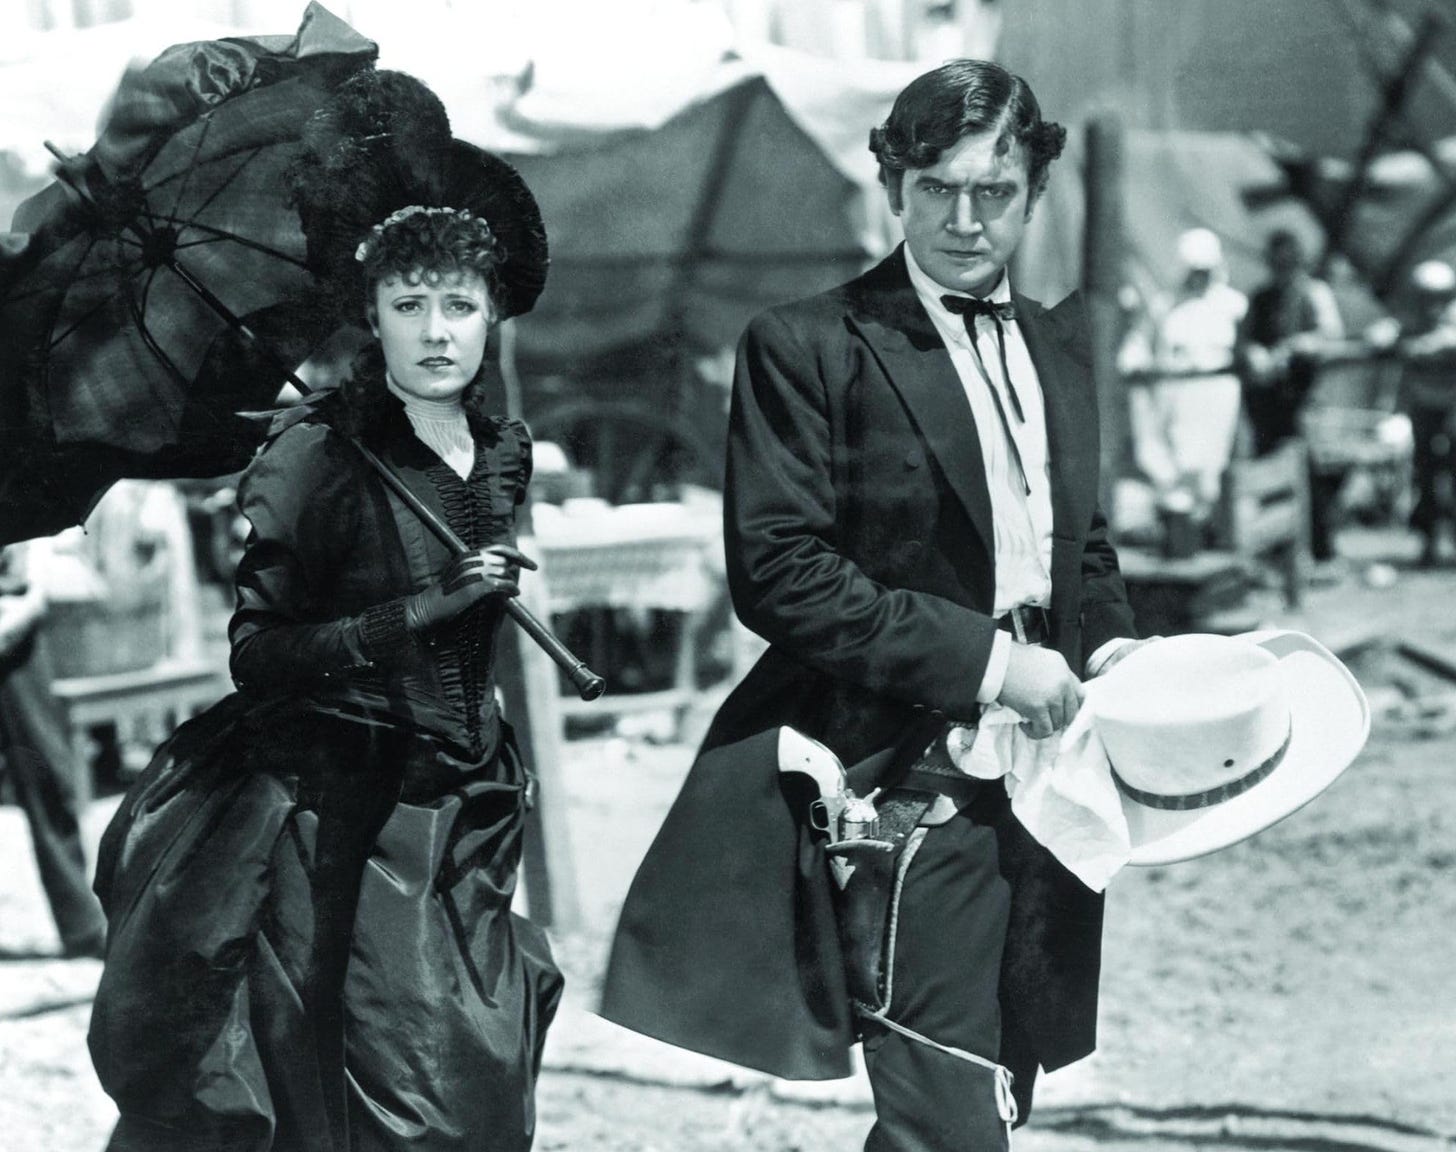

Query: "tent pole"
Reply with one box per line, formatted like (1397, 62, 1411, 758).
(1083, 113, 1129, 529)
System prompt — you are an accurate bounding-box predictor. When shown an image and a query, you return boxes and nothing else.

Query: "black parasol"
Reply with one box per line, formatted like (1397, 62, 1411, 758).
(0, 3, 381, 542)
(0, 4, 602, 699)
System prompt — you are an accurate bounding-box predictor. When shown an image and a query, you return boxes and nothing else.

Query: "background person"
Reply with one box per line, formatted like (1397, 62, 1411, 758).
(1130, 227, 1247, 526)
(0, 539, 107, 960)
(1395, 259, 1456, 566)
(1238, 228, 1347, 564)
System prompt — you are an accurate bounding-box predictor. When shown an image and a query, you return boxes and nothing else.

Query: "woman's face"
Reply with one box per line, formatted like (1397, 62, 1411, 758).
(371, 269, 493, 402)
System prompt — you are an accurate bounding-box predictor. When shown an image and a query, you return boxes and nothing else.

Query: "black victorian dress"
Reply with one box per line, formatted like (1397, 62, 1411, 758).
(88, 386, 562, 1152)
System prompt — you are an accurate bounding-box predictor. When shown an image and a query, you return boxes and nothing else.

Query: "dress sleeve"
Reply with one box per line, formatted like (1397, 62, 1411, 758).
(228, 421, 411, 692)
(504, 417, 534, 506)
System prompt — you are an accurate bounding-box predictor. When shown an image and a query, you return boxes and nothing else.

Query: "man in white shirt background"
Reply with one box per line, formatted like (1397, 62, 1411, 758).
(1129, 227, 1249, 529)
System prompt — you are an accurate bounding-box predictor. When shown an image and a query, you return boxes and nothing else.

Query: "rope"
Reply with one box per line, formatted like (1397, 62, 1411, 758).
(854, 1005, 1019, 1145)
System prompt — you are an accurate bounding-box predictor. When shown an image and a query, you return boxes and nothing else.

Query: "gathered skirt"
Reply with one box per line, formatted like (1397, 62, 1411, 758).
(89, 694, 562, 1152)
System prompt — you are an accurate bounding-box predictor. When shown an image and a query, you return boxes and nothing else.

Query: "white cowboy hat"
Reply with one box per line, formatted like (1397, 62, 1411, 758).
(1090, 630, 1370, 866)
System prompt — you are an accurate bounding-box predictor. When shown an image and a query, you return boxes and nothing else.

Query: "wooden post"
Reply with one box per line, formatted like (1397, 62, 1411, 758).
(496, 549, 581, 931)
(1083, 113, 1129, 523)
(491, 321, 581, 931)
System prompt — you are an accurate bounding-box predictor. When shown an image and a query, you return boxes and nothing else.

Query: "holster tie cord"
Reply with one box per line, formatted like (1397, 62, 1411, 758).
(837, 795, 1019, 1144)
(853, 1004, 1019, 1139)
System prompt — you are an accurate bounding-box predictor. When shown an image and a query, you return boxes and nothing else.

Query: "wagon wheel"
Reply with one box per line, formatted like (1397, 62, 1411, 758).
(527, 398, 721, 505)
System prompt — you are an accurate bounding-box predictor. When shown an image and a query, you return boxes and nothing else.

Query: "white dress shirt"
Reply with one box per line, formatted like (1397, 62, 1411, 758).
(903, 247, 1125, 702)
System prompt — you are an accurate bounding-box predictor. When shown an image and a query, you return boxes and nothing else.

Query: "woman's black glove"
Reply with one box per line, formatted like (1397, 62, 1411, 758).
(403, 545, 538, 633)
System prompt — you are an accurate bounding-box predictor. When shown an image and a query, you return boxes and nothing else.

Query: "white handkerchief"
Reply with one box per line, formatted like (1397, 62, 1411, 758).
(948, 687, 1133, 891)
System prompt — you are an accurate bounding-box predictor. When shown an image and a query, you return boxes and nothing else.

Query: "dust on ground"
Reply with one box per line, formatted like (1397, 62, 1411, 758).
(3, 528, 1456, 1151)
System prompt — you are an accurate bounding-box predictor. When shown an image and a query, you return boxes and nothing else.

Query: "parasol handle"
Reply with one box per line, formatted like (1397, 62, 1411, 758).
(160, 256, 607, 702)
(345, 436, 606, 702)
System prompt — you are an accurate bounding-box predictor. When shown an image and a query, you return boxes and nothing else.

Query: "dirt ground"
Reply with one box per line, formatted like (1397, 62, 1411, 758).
(531, 702, 1456, 1152)
(3, 528, 1456, 1151)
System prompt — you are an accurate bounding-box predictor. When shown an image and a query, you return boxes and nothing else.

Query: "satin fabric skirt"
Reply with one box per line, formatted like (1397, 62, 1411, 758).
(89, 695, 562, 1152)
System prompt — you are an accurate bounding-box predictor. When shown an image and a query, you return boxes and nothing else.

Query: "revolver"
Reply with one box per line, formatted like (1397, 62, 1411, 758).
(777, 727, 897, 883)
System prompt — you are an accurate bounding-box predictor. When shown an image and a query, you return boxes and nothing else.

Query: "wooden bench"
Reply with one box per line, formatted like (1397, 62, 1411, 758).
(534, 508, 728, 740)
(50, 660, 230, 805)
(1115, 547, 1252, 637)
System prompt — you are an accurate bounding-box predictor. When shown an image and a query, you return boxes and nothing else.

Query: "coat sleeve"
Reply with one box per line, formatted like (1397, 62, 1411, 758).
(1078, 502, 1138, 658)
(724, 309, 1000, 718)
(228, 422, 410, 692)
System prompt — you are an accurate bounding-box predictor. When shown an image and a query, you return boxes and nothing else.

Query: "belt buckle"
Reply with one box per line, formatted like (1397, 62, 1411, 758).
(1010, 605, 1029, 644)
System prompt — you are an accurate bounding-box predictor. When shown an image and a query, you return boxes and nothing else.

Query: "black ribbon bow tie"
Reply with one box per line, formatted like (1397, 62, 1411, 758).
(939, 292, 1027, 425)
(940, 294, 1016, 324)
(937, 291, 1030, 494)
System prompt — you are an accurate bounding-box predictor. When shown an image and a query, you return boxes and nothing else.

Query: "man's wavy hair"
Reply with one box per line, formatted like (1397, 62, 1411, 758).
(869, 60, 1066, 204)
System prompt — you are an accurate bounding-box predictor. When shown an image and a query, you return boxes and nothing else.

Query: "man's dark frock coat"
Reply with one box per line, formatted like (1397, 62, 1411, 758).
(601, 249, 1137, 1112)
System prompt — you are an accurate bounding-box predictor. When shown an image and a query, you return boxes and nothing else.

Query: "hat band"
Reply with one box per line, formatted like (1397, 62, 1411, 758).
(1110, 723, 1292, 812)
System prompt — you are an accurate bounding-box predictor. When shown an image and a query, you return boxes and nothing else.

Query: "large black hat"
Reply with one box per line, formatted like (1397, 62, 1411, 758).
(290, 69, 548, 319)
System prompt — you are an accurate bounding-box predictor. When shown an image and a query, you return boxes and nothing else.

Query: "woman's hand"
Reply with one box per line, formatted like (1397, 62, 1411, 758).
(404, 545, 538, 632)
(479, 543, 537, 589)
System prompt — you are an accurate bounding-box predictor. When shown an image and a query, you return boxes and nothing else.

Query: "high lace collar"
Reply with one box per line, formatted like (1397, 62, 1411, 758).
(385, 372, 469, 422)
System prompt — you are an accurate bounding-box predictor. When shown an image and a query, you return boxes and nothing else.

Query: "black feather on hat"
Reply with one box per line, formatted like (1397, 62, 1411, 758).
(289, 69, 548, 319)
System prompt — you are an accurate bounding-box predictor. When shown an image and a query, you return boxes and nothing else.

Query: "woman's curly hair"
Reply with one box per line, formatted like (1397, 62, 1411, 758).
(357, 208, 505, 311)
(869, 60, 1066, 201)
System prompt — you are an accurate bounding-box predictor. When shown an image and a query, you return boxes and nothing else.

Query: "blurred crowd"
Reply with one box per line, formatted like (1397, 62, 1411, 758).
(1118, 226, 1456, 571)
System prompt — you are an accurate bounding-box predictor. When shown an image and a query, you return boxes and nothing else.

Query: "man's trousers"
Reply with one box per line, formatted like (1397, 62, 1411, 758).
(859, 789, 1016, 1152)
(0, 631, 107, 954)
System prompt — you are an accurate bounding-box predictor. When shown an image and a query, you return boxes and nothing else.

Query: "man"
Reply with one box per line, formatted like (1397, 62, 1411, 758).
(1394, 259, 1456, 566)
(0, 541, 107, 958)
(602, 61, 1140, 1149)
(1237, 229, 1346, 562)
(1132, 228, 1247, 525)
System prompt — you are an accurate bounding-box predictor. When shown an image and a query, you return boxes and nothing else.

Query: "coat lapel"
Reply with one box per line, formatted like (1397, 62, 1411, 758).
(1015, 290, 1098, 543)
(846, 251, 995, 562)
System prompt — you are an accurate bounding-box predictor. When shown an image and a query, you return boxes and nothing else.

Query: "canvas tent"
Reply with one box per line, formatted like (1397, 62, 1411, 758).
(500, 66, 900, 374)
(458, 49, 920, 496)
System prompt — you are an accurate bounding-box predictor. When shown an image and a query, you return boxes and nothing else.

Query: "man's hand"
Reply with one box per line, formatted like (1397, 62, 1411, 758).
(997, 645, 1085, 740)
(1094, 636, 1160, 677)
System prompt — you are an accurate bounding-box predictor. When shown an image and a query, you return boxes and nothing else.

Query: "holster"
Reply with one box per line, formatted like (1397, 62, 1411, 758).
(829, 791, 936, 1016)
(828, 730, 985, 1020)
(824, 730, 1023, 1136)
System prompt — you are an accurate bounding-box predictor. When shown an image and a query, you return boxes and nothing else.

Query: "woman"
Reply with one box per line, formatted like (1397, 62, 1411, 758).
(89, 193, 562, 1150)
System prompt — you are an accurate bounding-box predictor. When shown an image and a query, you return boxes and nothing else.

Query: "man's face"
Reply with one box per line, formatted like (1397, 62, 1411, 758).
(1267, 241, 1302, 285)
(890, 129, 1033, 297)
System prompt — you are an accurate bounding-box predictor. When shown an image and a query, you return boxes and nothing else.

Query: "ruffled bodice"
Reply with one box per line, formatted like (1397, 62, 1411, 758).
(228, 383, 533, 763)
